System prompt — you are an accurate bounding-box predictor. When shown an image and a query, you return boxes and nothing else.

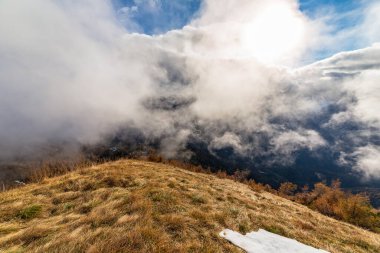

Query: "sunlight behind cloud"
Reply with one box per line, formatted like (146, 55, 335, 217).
(241, 3, 307, 64)
(187, 0, 316, 66)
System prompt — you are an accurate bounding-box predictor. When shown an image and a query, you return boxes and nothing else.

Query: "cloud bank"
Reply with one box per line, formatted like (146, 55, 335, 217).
(0, 0, 379, 181)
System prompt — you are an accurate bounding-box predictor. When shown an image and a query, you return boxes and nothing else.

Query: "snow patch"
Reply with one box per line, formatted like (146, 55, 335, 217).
(220, 229, 329, 253)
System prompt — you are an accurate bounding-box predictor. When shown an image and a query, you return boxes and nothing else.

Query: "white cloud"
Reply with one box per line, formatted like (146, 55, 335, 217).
(187, 0, 318, 65)
(270, 129, 326, 164)
(344, 70, 380, 128)
(273, 130, 326, 152)
(210, 132, 247, 155)
(0, 0, 153, 157)
(352, 146, 380, 179)
(361, 2, 380, 45)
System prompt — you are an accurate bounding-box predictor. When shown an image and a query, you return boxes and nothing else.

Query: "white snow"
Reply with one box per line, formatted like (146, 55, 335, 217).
(220, 229, 330, 253)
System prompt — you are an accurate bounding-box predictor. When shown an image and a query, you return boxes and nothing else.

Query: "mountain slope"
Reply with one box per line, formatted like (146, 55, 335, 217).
(0, 160, 379, 253)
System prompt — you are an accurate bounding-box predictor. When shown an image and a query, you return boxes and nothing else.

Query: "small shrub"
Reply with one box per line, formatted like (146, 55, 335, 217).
(213, 213, 227, 226)
(229, 207, 240, 218)
(17, 205, 42, 220)
(78, 205, 92, 214)
(52, 198, 61, 205)
(232, 170, 250, 182)
(159, 215, 186, 236)
(64, 203, 75, 211)
(238, 222, 250, 234)
(149, 191, 173, 203)
(216, 196, 224, 202)
(190, 195, 207, 204)
(263, 225, 287, 236)
(278, 182, 297, 197)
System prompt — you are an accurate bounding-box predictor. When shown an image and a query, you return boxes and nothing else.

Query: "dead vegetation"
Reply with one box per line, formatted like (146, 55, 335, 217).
(0, 159, 380, 252)
(278, 181, 380, 233)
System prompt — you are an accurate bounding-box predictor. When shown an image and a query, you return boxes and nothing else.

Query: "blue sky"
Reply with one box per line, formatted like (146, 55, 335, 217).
(300, 0, 367, 59)
(300, 0, 364, 29)
(112, 0, 202, 34)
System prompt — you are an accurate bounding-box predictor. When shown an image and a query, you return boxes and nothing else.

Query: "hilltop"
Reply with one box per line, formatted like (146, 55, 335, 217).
(1, 160, 379, 252)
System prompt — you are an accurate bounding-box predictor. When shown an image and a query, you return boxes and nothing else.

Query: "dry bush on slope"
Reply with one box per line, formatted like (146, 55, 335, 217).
(286, 181, 380, 232)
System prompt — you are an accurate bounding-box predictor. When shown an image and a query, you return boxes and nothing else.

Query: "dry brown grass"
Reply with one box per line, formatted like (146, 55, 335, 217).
(0, 160, 380, 253)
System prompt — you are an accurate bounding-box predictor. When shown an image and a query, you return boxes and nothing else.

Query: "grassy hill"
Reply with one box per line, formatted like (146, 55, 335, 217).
(1, 160, 379, 253)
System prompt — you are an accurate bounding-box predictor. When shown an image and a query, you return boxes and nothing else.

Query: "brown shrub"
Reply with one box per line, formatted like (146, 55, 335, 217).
(288, 180, 380, 232)
(278, 182, 298, 197)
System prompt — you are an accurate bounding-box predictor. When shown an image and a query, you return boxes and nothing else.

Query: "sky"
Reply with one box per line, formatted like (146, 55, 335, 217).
(111, 0, 374, 60)
(0, 0, 379, 182)
(112, 0, 202, 34)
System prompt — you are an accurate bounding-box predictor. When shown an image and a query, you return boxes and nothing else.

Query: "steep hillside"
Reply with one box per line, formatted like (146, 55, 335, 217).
(0, 160, 379, 253)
